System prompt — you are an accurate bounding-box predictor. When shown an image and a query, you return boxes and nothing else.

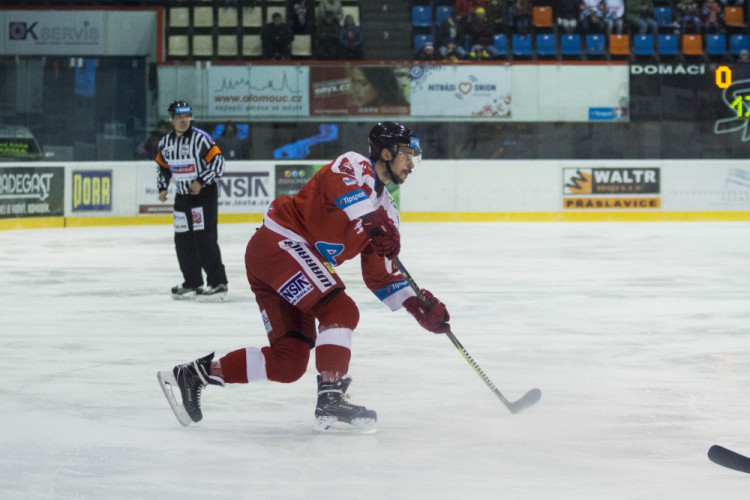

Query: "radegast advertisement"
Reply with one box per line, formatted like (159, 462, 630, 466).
(208, 66, 309, 118)
(409, 65, 512, 118)
(0, 166, 64, 218)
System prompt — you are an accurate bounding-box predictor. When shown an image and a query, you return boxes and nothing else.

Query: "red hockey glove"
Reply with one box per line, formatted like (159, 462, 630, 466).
(403, 289, 451, 334)
(361, 206, 400, 259)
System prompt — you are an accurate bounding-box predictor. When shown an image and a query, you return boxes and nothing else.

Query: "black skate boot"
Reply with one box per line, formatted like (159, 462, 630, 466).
(171, 284, 203, 300)
(172, 352, 225, 423)
(314, 375, 377, 433)
(196, 283, 228, 303)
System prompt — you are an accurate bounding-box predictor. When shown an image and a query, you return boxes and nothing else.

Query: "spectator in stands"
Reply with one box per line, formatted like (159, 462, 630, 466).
(738, 49, 750, 62)
(416, 41, 440, 60)
(215, 122, 248, 160)
(349, 66, 409, 109)
(580, 0, 607, 34)
(338, 14, 363, 60)
(700, 0, 724, 34)
(557, 0, 580, 33)
(467, 7, 499, 58)
(454, 0, 488, 20)
(135, 120, 169, 160)
(316, 9, 341, 59)
(261, 12, 294, 60)
(676, 0, 703, 34)
(287, 0, 315, 35)
(317, 0, 344, 24)
(604, 0, 625, 35)
(485, 0, 506, 33)
(626, 0, 658, 36)
(511, 0, 532, 35)
(436, 11, 468, 60)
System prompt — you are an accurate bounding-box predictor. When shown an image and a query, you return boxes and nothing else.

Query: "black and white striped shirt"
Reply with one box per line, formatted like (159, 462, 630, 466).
(156, 126, 225, 195)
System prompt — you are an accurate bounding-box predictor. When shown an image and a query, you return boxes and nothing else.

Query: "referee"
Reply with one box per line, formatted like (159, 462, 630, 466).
(156, 100, 228, 301)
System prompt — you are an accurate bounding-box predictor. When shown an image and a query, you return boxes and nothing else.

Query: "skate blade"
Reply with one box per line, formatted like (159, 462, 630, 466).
(171, 292, 198, 300)
(157, 370, 192, 427)
(313, 416, 377, 434)
(196, 292, 227, 303)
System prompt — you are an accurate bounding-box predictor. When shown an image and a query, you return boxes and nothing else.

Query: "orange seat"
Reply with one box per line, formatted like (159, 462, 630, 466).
(532, 6, 554, 28)
(609, 34, 630, 55)
(682, 34, 704, 55)
(724, 6, 747, 27)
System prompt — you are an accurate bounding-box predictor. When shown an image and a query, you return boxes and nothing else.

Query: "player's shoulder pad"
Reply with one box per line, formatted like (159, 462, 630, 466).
(331, 151, 373, 179)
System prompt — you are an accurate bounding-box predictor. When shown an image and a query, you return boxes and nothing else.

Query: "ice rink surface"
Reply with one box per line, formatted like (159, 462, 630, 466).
(1, 221, 749, 499)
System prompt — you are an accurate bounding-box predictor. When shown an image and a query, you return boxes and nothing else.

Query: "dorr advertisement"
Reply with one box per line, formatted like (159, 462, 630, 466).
(72, 170, 112, 212)
(0, 166, 64, 218)
(208, 66, 309, 118)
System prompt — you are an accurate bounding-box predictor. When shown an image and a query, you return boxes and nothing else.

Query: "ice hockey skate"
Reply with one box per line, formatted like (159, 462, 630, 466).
(157, 352, 224, 426)
(171, 284, 203, 300)
(196, 283, 228, 303)
(313, 375, 377, 434)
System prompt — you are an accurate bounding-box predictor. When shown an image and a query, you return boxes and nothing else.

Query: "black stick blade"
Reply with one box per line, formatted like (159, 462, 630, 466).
(708, 445, 750, 474)
(507, 388, 542, 414)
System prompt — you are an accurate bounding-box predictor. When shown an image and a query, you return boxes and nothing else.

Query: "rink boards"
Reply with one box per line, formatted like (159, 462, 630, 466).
(1, 159, 749, 230)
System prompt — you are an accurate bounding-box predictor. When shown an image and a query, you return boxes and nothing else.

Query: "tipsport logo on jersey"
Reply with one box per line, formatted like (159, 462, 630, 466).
(562, 168, 661, 210)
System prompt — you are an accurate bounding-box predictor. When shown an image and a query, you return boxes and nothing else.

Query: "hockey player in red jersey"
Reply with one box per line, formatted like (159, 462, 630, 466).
(157, 122, 451, 432)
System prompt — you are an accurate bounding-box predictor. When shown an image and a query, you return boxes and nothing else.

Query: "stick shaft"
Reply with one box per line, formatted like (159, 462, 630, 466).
(392, 258, 532, 412)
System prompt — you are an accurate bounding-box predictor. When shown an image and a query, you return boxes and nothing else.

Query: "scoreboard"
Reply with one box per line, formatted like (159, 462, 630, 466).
(630, 62, 750, 125)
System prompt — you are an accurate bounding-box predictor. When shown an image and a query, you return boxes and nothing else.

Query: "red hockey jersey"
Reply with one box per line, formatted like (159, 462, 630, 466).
(264, 151, 415, 310)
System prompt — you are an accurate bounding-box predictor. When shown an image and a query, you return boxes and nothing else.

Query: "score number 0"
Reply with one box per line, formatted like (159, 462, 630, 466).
(715, 65, 750, 118)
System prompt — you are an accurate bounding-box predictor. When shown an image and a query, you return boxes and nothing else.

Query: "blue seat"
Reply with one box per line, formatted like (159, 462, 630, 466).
(706, 34, 727, 56)
(412, 6, 432, 28)
(585, 34, 605, 56)
(493, 34, 508, 56)
(535, 34, 557, 57)
(560, 34, 581, 56)
(436, 6, 453, 25)
(730, 34, 750, 55)
(654, 7, 673, 29)
(657, 34, 679, 56)
(413, 34, 434, 54)
(633, 34, 655, 56)
(512, 34, 533, 57)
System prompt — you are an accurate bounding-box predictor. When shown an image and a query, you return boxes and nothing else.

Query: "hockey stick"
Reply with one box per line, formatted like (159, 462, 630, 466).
(708, 445, 750, 474)
(392, 258, 542, 414)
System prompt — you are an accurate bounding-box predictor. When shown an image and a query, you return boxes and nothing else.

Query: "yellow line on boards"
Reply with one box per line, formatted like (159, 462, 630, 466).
(2, 211, 749, 231)
(400, 211, 750, 222)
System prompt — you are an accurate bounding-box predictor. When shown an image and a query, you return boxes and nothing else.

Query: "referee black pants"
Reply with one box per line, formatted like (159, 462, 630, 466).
(173, 183, 228, 289)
